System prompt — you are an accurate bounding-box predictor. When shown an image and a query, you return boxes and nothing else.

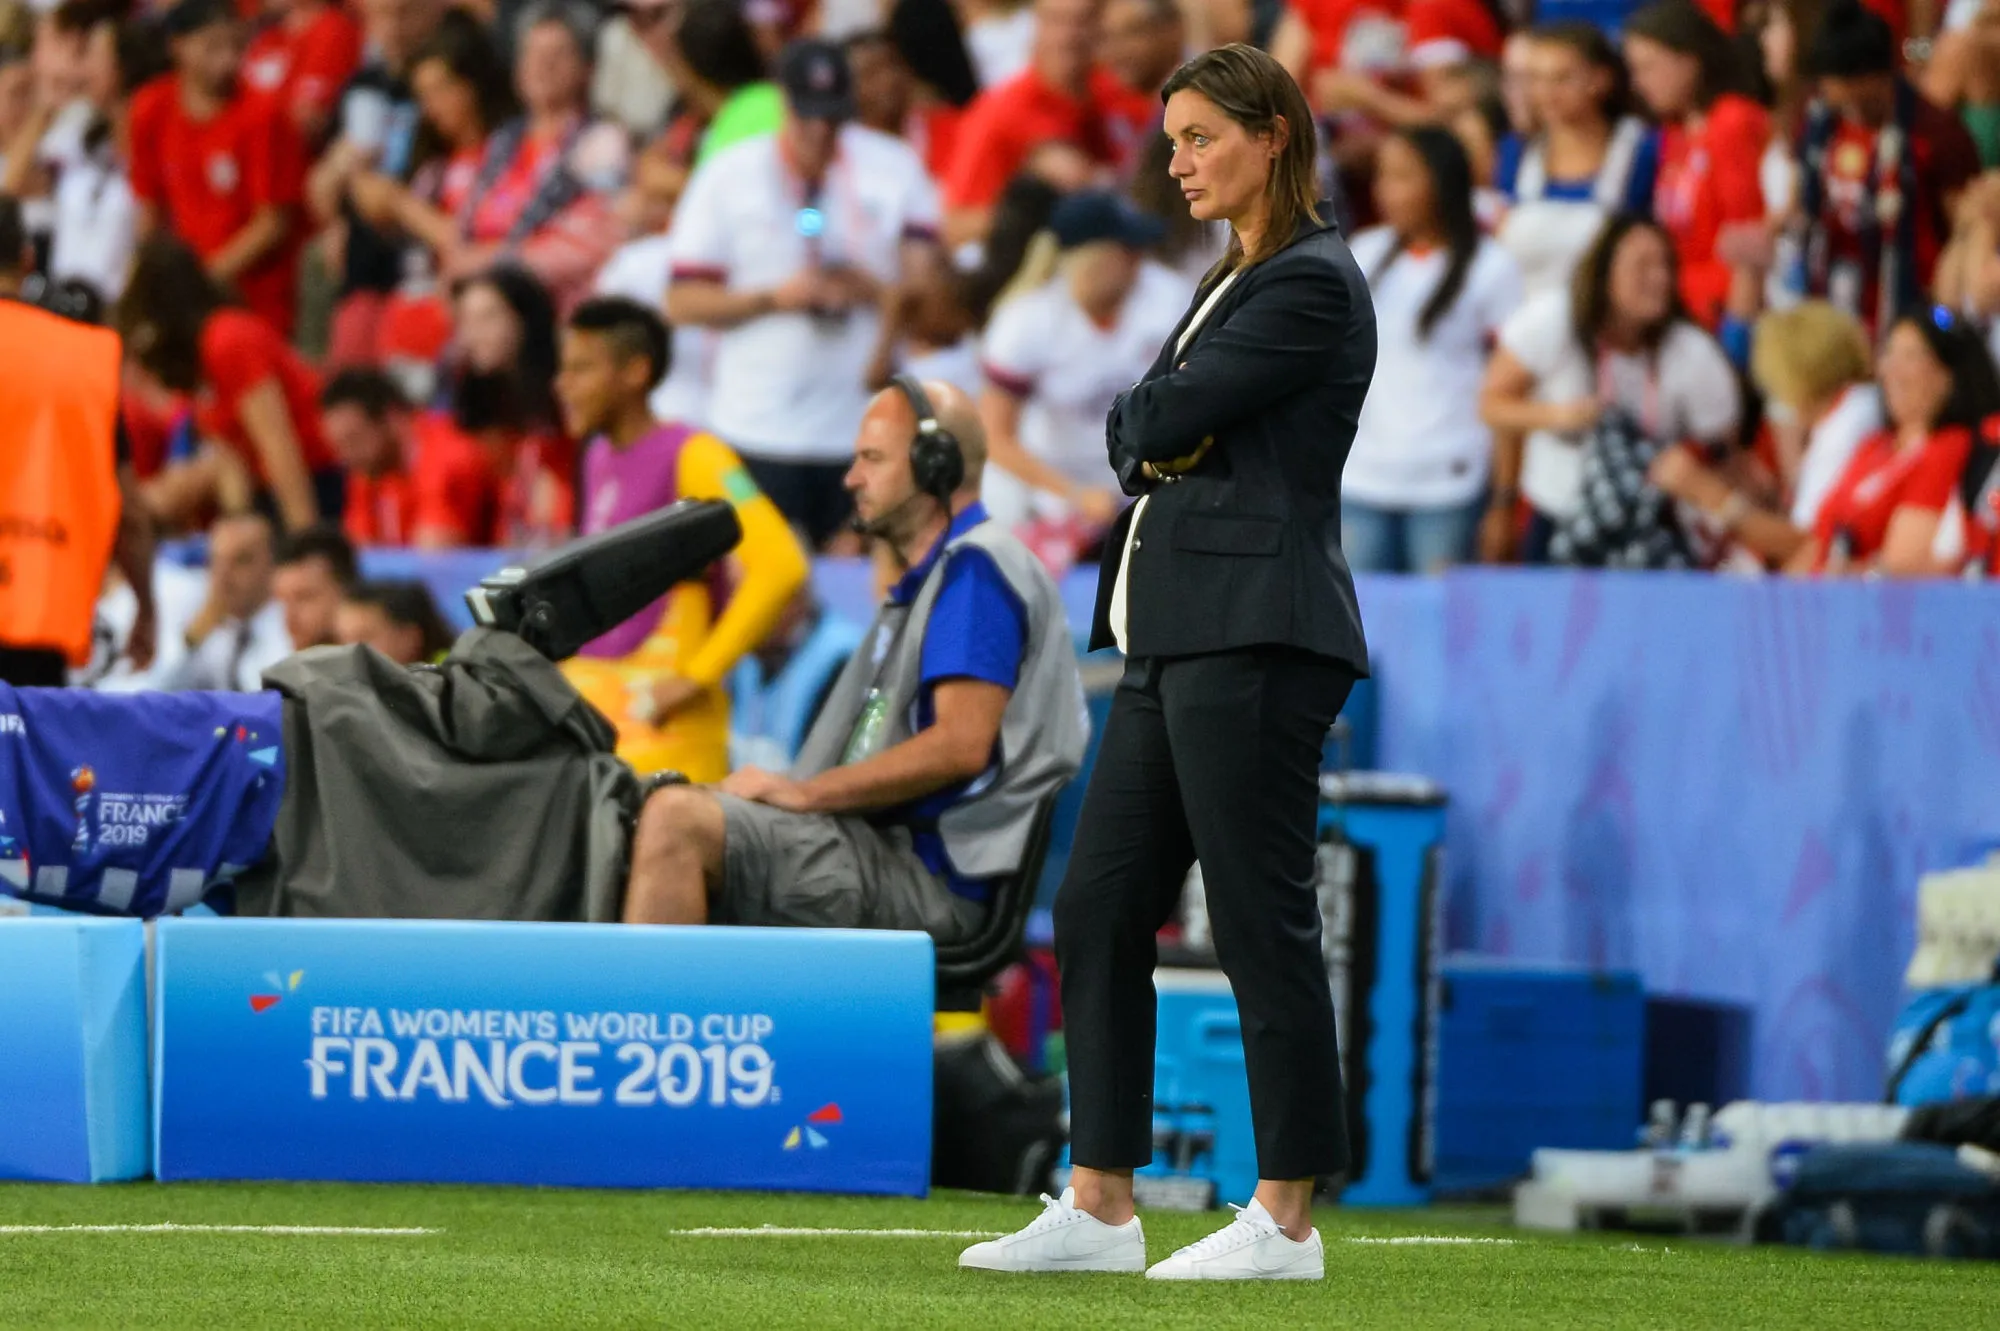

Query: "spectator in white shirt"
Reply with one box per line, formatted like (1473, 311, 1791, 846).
(1480, 214, 1741, 563)
(1347, 126, 1523, 573)
(1752, 301, 1880, 530)
(48, 10, 156, 304)
(1, 4, 158, 305)
(162, 513, 295, 693)
(978, 190, 1187, 550)
(1495, 22, 1658, 302)
(665, 37, 943, 548)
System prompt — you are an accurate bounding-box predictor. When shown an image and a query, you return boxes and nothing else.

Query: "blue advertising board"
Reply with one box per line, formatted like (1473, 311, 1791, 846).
(0, 917, 149, 1182)
(153, 918, 935, 1195)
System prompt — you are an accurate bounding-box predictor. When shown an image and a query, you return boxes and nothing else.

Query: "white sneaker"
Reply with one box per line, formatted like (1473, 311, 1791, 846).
(1145, 1198, 1324, 1281)
(958, 1188, 1146, 1273)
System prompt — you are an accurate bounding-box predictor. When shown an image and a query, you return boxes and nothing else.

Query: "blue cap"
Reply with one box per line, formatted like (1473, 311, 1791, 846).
(1048, 191, 1167, 250)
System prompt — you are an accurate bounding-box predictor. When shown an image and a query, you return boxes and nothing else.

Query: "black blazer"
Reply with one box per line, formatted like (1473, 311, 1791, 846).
(1088, 208, 1376, 673)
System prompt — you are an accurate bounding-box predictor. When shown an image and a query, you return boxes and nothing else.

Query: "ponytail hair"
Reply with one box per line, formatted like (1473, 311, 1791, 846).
(1369, 126, 1483, 341)
(989, 230, 1062, 314)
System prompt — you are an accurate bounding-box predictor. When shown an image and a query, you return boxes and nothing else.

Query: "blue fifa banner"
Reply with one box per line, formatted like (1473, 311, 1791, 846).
(0, 684, 283, 917)
(0, 918, 149, 1182)
(154, 919, 936, 1195)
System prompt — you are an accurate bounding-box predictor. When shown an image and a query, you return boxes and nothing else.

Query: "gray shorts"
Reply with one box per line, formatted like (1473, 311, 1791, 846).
(712, 793, 986, 945)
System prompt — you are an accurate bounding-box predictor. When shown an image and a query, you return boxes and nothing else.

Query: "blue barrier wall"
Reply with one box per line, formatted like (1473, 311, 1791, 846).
(329, 550, 2000, 1103)
(154, 919, 935, 1193)
(1359, 572, 2000, 1105)
(0, 918, 148, 1181)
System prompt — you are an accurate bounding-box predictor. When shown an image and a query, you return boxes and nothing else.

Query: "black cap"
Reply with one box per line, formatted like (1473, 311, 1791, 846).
(779, 39, 855, 122)
(1048, 191, 1167, 250)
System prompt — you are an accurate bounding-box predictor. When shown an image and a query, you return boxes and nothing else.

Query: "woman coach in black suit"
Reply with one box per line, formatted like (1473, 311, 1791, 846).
(960, 45, 1376, 1281)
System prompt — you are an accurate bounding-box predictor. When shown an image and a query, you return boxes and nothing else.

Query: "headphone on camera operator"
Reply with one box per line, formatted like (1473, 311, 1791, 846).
(851, 374, 966, 548)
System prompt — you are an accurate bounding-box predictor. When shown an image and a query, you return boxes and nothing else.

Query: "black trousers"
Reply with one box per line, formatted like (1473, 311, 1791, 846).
(1054, 647, 1355, 1182)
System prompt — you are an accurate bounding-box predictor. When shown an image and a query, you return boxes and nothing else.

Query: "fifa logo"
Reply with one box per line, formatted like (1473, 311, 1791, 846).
(69, 766, 95, 853)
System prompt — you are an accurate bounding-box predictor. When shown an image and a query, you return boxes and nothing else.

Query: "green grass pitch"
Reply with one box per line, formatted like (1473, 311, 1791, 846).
(2, 1182, 1996, 1328)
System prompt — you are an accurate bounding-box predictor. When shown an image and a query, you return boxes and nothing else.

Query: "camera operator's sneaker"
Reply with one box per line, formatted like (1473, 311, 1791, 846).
(958, 1188, 1146, 1273)
(1145, 1198, 1323, 1281)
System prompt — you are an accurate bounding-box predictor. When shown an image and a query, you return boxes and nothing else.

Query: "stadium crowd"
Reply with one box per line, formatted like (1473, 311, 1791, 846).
(10, 0, 2000, 704)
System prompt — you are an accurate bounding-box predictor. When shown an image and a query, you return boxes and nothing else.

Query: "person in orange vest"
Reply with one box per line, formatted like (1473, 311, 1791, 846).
(0, 198, 157, 687)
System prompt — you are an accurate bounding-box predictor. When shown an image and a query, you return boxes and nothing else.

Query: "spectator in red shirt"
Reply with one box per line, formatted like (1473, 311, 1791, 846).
(1798, 310, 2000, 574)
(422, 2, 628, 311)
(1942, 415, 2000, 576)
(941, 0, 1156, 246)
(1793, 0, 1979, 340)
(341, 18, 516, 366)
(319, 366, 500, 548)
(1273, 0, 1502, 126)
(1623, 0, 1767, 332)
(444, 263, 575, 548)
(241, 0, 362, 143)
(117, 234, 338, 533)
(128, 0, 307, 336)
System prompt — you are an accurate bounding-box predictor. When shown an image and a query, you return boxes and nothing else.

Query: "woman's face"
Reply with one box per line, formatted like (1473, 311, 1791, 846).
(456, 281, 523, 373)
(1066, 240, 1141, 313)
(82, 22, 120, 109)
(1878, 322, 1954, 433)
(32, 14, 89, 104)
(1607, 226, 1676, 328)
(1623, 34, 1700, 120)
(1371, 136, 1436, 238)
(1527, 40, 1607, 129)
(413, 57, 481, 145)
(516, 20, 586, 116)
(1163, 88, 1279, 228)
(1760, 9, 1795, 89)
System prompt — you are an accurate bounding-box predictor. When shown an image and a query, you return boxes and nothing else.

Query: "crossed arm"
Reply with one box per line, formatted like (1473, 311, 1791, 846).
(1105, 260, 1353, 491)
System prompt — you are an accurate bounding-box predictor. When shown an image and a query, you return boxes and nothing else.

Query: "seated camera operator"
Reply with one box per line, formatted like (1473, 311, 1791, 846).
(622, 377, 1087, 941)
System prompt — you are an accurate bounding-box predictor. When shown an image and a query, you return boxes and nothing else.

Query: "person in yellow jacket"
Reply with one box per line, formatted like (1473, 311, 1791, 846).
(553, 296, 808, 780)
(0, 199, 155, 686)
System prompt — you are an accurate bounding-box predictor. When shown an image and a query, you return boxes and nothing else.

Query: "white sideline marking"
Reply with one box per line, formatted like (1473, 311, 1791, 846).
(0, 1224, 439, 1237)
(672, 1226, 1005, 1239)
(1343, 1236, 1520, 1246)
(667, 1226, 1523, 1245)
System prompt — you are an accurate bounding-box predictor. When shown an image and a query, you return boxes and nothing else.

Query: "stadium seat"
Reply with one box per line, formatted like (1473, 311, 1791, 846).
(934, 794, 1060, 1011)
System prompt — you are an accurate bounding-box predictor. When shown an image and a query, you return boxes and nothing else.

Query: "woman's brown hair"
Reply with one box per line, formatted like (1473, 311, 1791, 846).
(116, 234, 229, 394)
(1622, 0, 1746, 112)
(1569, 213, 1691, 355)
(1160, 43, 1320, 270)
